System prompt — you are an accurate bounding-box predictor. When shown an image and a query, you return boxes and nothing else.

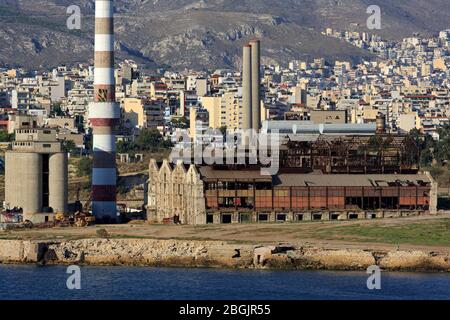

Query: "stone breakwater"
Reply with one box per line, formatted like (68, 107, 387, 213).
(0, 239, 448, 272)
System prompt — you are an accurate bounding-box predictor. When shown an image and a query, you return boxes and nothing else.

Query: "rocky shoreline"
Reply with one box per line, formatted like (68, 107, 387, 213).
(0, 239, 448, 272)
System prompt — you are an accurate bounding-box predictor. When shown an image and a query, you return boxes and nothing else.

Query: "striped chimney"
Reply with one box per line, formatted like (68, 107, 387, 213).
(88, 0, 119, 221)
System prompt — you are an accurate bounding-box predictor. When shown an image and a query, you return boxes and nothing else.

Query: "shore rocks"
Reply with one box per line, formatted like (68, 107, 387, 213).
(0, 239, 448, 272)
(379, 251, 450, 271)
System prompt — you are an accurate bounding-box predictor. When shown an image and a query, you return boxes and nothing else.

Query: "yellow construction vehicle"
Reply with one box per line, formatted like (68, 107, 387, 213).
(55, 212, 65, 222)
(74, 212, 96, 227)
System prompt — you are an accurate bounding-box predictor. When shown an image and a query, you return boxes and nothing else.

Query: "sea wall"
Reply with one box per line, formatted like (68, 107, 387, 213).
(0, 239, 448, 272)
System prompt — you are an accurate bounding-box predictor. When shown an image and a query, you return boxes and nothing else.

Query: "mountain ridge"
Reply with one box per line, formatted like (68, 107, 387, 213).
(0, 0, 449, 70)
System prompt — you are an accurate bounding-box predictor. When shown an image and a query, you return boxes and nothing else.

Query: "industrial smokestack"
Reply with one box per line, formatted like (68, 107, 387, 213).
(242, 44, 252, 131)
(89, 0, 119, 222)
(250, 39, 261, 130)
(376, 114, 386, 134)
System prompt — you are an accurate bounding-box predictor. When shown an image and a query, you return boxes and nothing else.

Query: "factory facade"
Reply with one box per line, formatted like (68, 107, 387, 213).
(5, 127, 68, 222)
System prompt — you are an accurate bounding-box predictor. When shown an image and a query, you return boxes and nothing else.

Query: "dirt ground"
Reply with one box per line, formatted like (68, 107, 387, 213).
(2, 213, 449, 254)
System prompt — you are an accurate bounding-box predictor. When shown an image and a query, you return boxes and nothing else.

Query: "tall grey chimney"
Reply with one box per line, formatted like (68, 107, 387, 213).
(250, 39, 261, 130)
(242, 44, 252, 131)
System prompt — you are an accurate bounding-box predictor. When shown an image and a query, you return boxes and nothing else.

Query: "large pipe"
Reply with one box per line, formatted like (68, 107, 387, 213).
(250, 39, 261, 130)
(89, 0, 120, 221)
(242, 44, 252, 131)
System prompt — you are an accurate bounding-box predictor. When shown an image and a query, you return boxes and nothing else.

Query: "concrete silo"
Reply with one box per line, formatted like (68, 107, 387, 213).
(5, 152, 42, 215)
(49, 152, 68, 214)
(4, 127, 68, 222)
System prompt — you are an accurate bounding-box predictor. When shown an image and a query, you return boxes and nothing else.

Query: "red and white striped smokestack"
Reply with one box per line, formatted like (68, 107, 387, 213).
(89, 0, 119, 222)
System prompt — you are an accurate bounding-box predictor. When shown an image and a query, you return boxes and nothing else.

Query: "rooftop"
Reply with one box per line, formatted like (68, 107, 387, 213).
(198, 165, 432, 187)
(274, 173, 432, 187)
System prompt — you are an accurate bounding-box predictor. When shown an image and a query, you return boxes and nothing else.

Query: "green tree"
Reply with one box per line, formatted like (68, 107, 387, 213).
(408, 125, 449, 167)
(76, 115, 85, 133)
(77, 157, 92, 177)
(51, 102, 65, 116)
(134, 129, 172, 151)
(84, 128, 93, 151)
(219, 126, 227, 135)
(420, 148, 434, 167)
(0, 130, 14, 142)
(117, 140, 135, 153)
(172, 116, 189, 129)
(62, 139, 78, 156)
(435, 124, 450, 164)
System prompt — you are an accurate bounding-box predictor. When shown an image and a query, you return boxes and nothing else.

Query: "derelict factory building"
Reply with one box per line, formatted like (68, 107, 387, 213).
(147, 122, 438, 225)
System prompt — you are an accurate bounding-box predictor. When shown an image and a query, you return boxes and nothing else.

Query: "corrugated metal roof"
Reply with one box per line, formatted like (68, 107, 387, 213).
(261, 121, 376, 135)
(274, 174, 431, 187)
(198, 166, 431, 187)
(199, 166, 272, 182)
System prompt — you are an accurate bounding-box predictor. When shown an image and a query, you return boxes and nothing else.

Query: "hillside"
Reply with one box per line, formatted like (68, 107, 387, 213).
(0, 0, 449, 70)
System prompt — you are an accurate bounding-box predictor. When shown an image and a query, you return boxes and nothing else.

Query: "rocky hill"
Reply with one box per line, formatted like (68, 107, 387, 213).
(0, 0, 449, 70)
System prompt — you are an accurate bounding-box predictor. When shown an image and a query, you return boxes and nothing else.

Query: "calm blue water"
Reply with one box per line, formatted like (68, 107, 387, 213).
(0, 265, 449, 300)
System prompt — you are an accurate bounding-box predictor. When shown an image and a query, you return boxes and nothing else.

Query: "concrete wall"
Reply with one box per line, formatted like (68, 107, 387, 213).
(425, 171, 438, 215)
(204, 210, 427, 224)
(310, 110, 347, 124)
(147, 159, 206, 225)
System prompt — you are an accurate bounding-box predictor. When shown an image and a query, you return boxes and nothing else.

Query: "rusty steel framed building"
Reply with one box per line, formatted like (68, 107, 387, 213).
(147, 127, 436, 225)
(201, 167, 437, 224)
(279, 134, 420, 174)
